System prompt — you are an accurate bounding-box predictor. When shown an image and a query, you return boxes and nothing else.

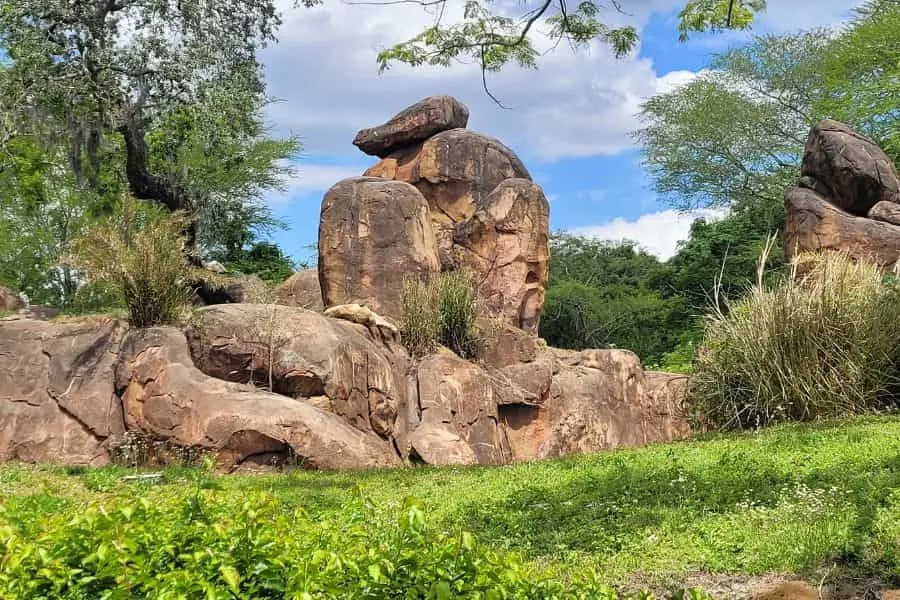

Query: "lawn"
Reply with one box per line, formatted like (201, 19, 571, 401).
(2, 416, 899, 597)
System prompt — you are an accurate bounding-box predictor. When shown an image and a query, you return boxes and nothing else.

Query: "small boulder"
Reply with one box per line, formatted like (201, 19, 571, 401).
(785, 186, 900, 270)
(193, 274, 270, 305)
(801, 119, 900, 215)
(318, 177, 440, 321)
(452, 179, 550, 333)
(275, 268, 324, 311)
(869, 200, 900, 226)
(353, 95, 469, 158)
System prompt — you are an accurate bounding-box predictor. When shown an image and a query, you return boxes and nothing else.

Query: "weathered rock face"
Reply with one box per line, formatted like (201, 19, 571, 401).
(118, 327, 401, 470)
(452, 179, 550, 333)
(784, 186, 900, 270)
(411, 350, 510, 465)
(318, 177, 440, 320)
(500, 348, 690, 461)
(801, 119, 900, 216)
(0, 317, 126, 465)
(0, 286, 22, 312)
(275, 268, 324, 311)
(186, 304, 407, 441)
(353, 95, 469, 158)
(869, 201, 900, 226)
(364, 129, 532, 265)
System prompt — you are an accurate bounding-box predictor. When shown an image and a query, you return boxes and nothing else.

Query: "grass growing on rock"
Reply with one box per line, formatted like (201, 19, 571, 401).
(2, 417, 900, 596)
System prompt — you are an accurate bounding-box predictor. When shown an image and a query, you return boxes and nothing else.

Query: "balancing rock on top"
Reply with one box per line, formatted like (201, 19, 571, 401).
(801, 119, 900, 216)
(353, 95, 470, 158)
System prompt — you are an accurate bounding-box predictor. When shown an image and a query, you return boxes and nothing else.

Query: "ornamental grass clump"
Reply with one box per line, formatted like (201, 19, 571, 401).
(399, 268, 481, 359)
(690, 246, 900, 430)
(62, 196, 206, 327)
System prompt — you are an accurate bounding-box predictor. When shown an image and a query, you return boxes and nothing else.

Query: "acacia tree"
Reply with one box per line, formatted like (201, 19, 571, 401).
(372, 0, 767, 81)
(0, 0, 302, 254)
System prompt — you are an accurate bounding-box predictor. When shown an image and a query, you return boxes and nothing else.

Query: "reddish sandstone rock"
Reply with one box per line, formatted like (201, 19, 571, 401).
(318, 177, 440, 321)
(118, 327, 401, 470)
(353, 95, 469, 158)
(186, 303, 408, 441)
(452, 179, 550, 333)
(0, 286, 22, 312)
(275, 268, 324, 311)
(364, 129, 531, 265)
(785, 186, 900, 270)
(0, 317, 127, 465)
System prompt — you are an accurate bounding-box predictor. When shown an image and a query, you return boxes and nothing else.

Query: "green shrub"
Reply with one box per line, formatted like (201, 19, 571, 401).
(62, 196, 206, 327)
(399, 274, 440, 358)
(689, 250, 900, 430)
(0, 490, 712, 599)
(436, 268, 480, 359)
(399, 269, 481, 359)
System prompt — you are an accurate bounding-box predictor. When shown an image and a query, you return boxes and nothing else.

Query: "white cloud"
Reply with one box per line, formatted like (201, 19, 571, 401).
(569, 208, 727, 260)
(266, 163, 364, 203)
(259, 1, 860, 164)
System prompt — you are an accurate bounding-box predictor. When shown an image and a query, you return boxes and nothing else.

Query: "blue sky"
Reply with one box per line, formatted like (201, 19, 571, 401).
(260, 0, 858, 266)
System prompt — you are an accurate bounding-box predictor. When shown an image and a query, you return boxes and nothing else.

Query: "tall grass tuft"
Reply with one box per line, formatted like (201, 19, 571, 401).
(690, 243, 900, 430)
(62, 196, 205, 327)
(399, 268, 481, 359)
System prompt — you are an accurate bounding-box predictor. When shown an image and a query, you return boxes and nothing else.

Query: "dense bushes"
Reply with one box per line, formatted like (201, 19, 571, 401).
(63, 196, 206, 327)
(689, 251, 900, 430)
(0, 489, 710, 599)
(400, 269, 480, 359)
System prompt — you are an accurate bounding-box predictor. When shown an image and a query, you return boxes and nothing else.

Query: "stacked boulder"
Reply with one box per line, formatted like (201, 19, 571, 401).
(785, 119, 900, 269)
(0, 95, 692, 471)
(320, 95, 549, 334)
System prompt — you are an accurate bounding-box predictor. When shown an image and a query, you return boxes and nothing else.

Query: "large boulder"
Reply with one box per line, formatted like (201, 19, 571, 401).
(0, 317, 127, 465)
(318, 177, 440, 320)
(275, 268, 324, 311)
(186, 304, 408, 441)
(411, 350, 511, 465)
(353, 95, 469, 158)
(118, 327, 401, 470)
(801, 119, 900, 216)
(364, 129, 532, 265)
(500, 349, 690, 461)
(785, 186, 900, 269)
(0, 286, 23, 312)
(452, 179, 550, 333)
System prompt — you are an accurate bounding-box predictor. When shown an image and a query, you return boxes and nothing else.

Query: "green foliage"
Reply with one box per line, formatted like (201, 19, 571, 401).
(436, 268, 481, 359)
(678, 0, 767, 41)
(219, 242, 297, 284)
(62, 197, 205, 327)
(816, 0, 900, 161)
(3, 418, 900, 591)
(0, 488, 711, 599)
(541, 235, 684, 365)
(399, 275, 440, 358)
(690, 251, 900, 430)
(400, 269, 481, 359)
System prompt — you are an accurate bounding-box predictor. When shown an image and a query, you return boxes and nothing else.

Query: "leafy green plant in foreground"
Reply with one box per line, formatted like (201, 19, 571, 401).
(0, 490, 710, 599)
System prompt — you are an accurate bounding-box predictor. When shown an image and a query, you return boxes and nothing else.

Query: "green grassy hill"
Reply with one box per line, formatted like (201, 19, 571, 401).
(2, 416, 899, 598)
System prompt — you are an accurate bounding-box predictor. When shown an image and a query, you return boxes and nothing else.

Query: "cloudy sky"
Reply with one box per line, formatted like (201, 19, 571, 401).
(260, 0, 860, 264)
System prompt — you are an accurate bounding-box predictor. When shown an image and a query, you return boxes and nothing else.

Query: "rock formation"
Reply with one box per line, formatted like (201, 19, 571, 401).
(0, 94, 694, 471)
(348, 95, 545, 332)
(318, 177, 440, 321)
(786, 120, 900, 269)
(275, 268, 324, 310)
